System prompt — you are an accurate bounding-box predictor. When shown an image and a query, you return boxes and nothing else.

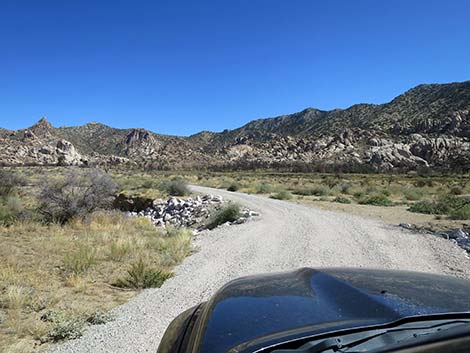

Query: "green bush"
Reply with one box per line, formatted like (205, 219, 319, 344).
(365, 187, 390, 197)
(449, 204, 470, 220)
(358, 194, 393, 206)
(291, 185, 330, 196)
(256, 183, 273, 194)
(227, 183, 240, 192)
(333, 196, 351, 204)
(43, 318, 84, 342)
(270, 190, 293, 200)
(160, 179, 189, 196)
(40, 310, 85, 342)
(403, 188, 424, 201)
(353, 191, 365, 199)
(114, 258, 173, 289)
(206, 203, 241, 230)
(311, 185, 330, 196)
(408, 195, 470, 215)
(408, 201, 440, 214)
(85, 310, 113, 325)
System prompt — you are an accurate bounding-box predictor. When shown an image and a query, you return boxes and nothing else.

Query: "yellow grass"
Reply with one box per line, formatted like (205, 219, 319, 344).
(0, 211, 192, 352)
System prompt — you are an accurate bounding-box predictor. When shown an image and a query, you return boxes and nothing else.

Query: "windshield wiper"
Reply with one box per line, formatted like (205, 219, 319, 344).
(270, 319, 470, 353)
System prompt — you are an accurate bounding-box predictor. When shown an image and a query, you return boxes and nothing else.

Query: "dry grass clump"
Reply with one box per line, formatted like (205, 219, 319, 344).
(0, 210, 192, 352)
(113, 258, 173, 289)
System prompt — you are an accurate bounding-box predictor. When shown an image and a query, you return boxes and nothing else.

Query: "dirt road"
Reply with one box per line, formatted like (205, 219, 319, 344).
(50, 185, 470, 353)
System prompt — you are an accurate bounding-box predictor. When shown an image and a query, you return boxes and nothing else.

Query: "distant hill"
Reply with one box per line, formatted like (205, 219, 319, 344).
(2, 81, 470, 172)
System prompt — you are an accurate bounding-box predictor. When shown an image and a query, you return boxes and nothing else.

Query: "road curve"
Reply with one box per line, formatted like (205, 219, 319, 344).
(50, 185, 470, 353)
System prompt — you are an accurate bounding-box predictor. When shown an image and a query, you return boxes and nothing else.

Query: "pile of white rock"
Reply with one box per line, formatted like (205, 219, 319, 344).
(399, 223, 470, 253)
(129, 194, 258, 229)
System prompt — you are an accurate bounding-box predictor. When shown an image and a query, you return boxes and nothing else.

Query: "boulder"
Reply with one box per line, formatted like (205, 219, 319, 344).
(447, 228, 468, 240)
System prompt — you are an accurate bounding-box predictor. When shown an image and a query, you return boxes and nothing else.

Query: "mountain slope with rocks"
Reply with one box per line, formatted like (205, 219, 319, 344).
(2, 81, 470, 171)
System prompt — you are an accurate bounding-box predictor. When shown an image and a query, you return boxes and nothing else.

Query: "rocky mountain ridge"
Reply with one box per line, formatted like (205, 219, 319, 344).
(1, 81, 470, 171)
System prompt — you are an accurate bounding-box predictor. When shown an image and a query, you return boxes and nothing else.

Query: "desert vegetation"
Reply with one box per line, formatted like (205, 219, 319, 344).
(2, 166, 469, 352)
(206, 203, 241, 230)
(186, 170, 470, 225)
(0, 167, 193, 352)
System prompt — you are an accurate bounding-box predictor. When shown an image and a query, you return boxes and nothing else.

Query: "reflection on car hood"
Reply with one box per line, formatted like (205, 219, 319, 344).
(196, 268, 470, 353)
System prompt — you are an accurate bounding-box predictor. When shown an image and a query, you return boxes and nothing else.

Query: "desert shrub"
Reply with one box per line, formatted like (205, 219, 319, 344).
(414, 180, 427, 188)
(63, 246, 96, 275)
(0, 169, 25, 197)
(403, 188, 424, 201)
(449, 204, 470, 220)
(359, 177, 372, 187)
(408, 195, 470, 215)
(0, 205, 15, 225)
(294, 185, 330, 196)
(333, 196, 351, 204)
(206, 203, 241, 230)
(38, 169, 117, 223)
(227, 183, 240, 192)
(292, 188, 312, 196)
(311, 185, 330, 196)
(270, 190, 293, 200)
(366, 186, 391, 197)
(141, 180, 157, 189)
(114, 258, 173, 289)
(256, 183, 273, 194)
(340, 183, 352, 194)
(160, 179, 189, 196)
(0, 196, 22, 225)
(449, 196, 470, 208)
(358, 194, 393, 206)
(408, 201, 439, 214)
(325, 178, 338, 189)
(85, 310, 112, 325)
(41, 317, 84, 342)
(450, 186, 464, 195)
(353, 191, 365, 199)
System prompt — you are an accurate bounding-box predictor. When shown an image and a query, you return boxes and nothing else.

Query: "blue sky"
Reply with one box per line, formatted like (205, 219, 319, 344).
(1, 0, 469, 136)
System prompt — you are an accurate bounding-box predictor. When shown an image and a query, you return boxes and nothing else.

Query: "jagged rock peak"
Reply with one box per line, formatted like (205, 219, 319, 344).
(28, 116, 54, 137)
(33, 116, 53, 128)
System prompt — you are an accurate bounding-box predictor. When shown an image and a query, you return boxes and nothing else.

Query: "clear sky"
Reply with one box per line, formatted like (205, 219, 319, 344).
(1, 0, 469, 136)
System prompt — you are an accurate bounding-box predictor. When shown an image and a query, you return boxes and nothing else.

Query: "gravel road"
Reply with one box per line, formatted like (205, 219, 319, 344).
(50, 185, 470, 353)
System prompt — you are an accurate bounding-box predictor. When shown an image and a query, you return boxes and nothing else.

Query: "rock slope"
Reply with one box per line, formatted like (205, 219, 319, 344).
(2, 81, 470, 171)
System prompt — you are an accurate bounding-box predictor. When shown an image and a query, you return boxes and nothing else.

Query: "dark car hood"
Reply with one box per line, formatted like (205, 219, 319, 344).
(193, 268, 470, 353)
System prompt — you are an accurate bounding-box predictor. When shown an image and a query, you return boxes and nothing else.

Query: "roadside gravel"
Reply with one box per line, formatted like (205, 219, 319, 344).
(49, 185, 470, 353)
